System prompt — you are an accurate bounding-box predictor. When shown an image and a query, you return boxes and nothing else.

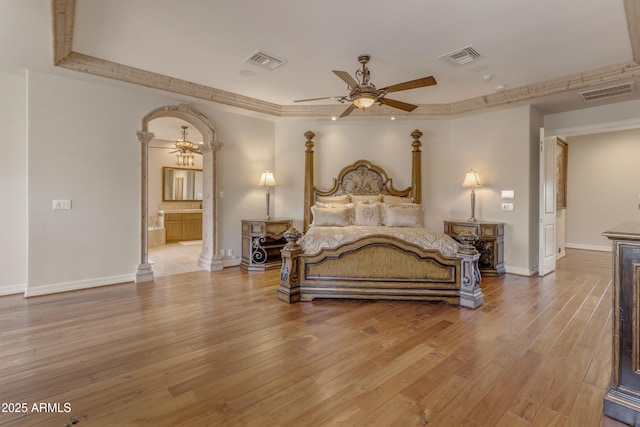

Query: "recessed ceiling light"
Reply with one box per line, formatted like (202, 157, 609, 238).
(496, 84, 507, 91)
(331, 116, 337, 121)
(390, 117, 396, 120)
(482, 74, 493, 82)
(239, 69, 256, 77)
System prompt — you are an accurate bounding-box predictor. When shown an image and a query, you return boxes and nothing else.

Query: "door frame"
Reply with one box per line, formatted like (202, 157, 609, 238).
(538, 128, 557, 276)
(135, 104, 223, 283)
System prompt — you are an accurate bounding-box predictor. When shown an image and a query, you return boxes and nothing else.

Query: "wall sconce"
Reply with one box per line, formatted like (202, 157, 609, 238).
(258, 170, 278, 220)
(462, 170, 482, 222)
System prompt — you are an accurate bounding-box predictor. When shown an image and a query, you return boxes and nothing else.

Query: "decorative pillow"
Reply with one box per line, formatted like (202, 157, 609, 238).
(315, 202, 355, 224)
(310, 205, 351, 226)
(350, 194, 382, 204)
(317, 194, 351, 204)
(383, 195, 414, 204)
(354, 203, 382, 226)
(383, 204, 424, 227)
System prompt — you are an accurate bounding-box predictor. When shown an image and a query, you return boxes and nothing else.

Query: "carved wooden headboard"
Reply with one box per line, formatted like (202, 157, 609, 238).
(302, 129, 423, 231)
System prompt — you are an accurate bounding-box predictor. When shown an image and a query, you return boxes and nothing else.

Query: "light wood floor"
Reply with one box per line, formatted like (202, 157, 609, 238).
(0, 249, 629, 426)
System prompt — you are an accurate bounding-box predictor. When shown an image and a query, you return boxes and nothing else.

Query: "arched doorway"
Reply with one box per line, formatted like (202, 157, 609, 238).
(136, 104, 223, 283)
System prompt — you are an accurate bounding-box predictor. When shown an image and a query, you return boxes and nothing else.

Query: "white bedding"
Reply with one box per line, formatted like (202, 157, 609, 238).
(299, 225, 461, 257)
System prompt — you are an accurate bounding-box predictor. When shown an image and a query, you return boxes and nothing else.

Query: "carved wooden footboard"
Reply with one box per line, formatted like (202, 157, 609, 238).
(278, 228, 483, 308)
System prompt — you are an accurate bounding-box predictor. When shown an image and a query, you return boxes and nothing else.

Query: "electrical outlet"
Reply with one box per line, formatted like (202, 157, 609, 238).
(53, 200, 72, 210)
(501, 202, 514, 211)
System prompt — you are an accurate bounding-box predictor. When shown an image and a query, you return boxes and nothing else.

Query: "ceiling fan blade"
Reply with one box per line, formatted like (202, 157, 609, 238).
(381, 76, 437, 93)
(294, 96, 343, 103)
(339, 104, 356, 118)
(380, 98, 418, 112)
(333, 70, 360, 88)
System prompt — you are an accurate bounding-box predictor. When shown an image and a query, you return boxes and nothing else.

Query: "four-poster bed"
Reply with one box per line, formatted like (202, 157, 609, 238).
(277, 130, 483, 308)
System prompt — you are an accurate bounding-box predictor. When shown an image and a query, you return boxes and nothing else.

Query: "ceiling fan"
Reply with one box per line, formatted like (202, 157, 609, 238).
(294, 54, 437, 118)
(170, 125, 201, 167)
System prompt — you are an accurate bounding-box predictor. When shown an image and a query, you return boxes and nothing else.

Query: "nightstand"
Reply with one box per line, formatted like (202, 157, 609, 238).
(241, 219, 292, 271)
(444, 220, 505, 276)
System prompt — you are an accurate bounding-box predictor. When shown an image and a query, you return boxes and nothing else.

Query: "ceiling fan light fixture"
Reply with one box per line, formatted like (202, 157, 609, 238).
(353, 94, 376, 109)
(173, 125, 201, 166)
(297, 55, 437, 118)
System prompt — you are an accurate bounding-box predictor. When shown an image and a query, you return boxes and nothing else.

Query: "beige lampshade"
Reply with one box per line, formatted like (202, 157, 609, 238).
(462, 170, 482, 188)
(258, 170, 278, 187)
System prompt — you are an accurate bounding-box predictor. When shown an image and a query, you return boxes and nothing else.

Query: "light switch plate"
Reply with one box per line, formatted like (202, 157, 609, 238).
(502, 202, 514, 211)
(53, 200, 71, 210)
(501, 190, 515, 199)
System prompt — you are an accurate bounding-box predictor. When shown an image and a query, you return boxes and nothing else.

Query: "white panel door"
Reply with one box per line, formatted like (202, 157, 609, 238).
(539, 128, 557, 276)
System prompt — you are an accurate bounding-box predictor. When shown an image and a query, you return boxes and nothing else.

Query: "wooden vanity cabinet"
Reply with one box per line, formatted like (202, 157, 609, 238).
(163, 212, 202, 243)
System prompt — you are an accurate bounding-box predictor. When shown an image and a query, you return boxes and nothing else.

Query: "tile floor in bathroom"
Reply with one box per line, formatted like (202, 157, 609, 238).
(148, 242, 205, 277)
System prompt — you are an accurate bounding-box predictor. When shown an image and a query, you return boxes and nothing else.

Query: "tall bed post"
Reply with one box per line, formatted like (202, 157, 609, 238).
(411, 129, 423, 204)
(303, 130, 315, 232)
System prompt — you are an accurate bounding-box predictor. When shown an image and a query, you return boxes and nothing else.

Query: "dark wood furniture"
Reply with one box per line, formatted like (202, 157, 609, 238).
(603, 222, 640, 425)
(241, 219, 292, 271)
(444, 220, 505, 276)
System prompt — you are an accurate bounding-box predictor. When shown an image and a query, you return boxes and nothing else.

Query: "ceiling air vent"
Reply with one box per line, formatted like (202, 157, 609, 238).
(439, 45, 483, 67)
(243, 50, 287, 70)
(579, 82, 634, 102)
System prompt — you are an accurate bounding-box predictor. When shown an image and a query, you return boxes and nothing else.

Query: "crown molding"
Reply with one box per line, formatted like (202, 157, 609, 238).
(57, 52, 283, 116)
(51, 0, 640, 119)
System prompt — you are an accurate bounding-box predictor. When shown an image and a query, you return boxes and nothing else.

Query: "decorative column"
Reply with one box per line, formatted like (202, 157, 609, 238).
(198, 141, 224, 271)
(136, 130, 155, 283)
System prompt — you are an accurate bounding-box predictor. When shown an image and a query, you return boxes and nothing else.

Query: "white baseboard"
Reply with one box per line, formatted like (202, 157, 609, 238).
(223, 258, 241, 268)
(0, 283, 26, 296)
(504, 266, 537, 276)
(565, 242, 611, 252)
(24, 274, 135, 297)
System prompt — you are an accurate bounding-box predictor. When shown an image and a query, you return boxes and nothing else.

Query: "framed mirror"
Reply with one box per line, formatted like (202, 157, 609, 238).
(162, 167, 203, 201)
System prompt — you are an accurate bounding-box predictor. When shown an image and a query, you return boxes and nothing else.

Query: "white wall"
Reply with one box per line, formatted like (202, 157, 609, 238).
(186, 103, 276, 258)
(450, 106, 537, 274)
(274, 119, 452, 232)
(0, 69, 27, 295)
(565, 128, 640, 250)
(275, 107, 539, 274)
(25, 70, 178, 295)
(0, 67, 278, 296)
